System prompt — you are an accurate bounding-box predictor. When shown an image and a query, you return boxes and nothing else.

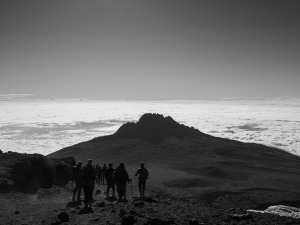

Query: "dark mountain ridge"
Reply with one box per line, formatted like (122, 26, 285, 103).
(48, 113, 300, 209)
(114, 113, 205, 143)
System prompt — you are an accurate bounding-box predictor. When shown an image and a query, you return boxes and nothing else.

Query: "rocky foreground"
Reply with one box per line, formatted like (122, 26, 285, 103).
(1, 182, 300, 225)
(0, 151, 75, 193)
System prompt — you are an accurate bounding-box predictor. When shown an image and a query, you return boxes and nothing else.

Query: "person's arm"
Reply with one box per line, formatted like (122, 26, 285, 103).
(135, 169, 140, 177)
(126, 171, 132, 183)
(92, 169, 96, 181)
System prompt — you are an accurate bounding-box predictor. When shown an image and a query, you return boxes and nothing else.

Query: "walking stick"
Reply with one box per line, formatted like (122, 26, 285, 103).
(130, 180, 133, 199)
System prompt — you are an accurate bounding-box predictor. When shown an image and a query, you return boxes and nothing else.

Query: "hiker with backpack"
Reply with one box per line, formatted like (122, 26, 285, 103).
(114, 163, 132, 202)
(105, 163, 116, 199)
(82, 159, 96, 208)
(102, 164, 107, 185)
(135, 163, 149, 198)
(96, 165, 102, 185)
(72, 161, 83, 201)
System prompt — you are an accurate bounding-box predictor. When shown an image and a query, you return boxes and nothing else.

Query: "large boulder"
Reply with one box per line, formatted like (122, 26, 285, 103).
(49, 157, 76, 186)
(0, 152, 55, 193)
(0, 152, 75, 193)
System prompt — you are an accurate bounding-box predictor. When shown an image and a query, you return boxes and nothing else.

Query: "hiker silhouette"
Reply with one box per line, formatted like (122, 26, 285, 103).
(102, 164, 107, 184)
(135, 163, 149, 197)
(105, 163, 116, 199)
(96, 165, 102, 185)
(72, 161, 83, 201)
(82, 159, 96, 208)
(114, 163, 131, 202)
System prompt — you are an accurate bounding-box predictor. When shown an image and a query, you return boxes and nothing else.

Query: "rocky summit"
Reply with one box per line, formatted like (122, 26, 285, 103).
(114, 113, 204, 144)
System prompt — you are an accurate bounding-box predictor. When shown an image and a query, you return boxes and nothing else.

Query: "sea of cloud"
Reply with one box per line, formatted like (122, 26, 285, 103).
(0, 98, 299, 156)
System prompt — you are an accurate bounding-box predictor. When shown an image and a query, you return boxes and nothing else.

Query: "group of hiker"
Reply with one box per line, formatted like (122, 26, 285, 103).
(72, 160, 149, 208)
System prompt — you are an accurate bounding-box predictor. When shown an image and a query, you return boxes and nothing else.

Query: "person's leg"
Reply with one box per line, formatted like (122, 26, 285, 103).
(119, 186, 124, 202)
(77, 184, 82, 201)
(138, 180, 142, 197)
(87, 185, 93, 206)
(117, 186, 122, 202)
(123, 185, 127, 201)
(83, 185, 88, 207)
(142, 181, 146, 197)
(106, 183, 110, 197)
(112, 183, 115, 197)
(91, 184, 95, 205)
(73, 182, 78, 201)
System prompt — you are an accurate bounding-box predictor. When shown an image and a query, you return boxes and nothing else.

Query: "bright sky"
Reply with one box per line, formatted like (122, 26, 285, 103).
(1, 0, 299, 100)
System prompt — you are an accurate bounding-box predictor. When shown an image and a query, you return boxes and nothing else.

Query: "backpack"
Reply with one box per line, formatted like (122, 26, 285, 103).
(138, 168, 149, 181)
(82, 166, 96, 185)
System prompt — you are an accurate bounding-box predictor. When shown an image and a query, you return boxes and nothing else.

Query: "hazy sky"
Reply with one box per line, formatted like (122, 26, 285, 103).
(1, 0, 299, 100)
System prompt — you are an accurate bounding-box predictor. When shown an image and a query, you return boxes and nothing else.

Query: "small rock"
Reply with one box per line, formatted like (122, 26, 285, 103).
(15, 211, 20, 214)
(122, 215, 137, 225)
(228, 213, 253, 220)
(142, 196, 158, 203)
(57, 211, 69, 223)
(147, 218, 175, 225)
(51, 219, 62, 225)
(229, 208, 235, 211)
(119, 208, 128, 217)
(77, 207, 94, 214)
(95, 189, 101, 194)
(134, 201, 145, 207)
(130, 210, 137, 215)
(189, 219, 200, 225)
(95, 201, 105, 207)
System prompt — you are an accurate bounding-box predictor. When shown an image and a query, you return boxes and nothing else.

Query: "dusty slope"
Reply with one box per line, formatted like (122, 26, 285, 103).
(1, 182, 300, 225)
(48, 114, 300, 209)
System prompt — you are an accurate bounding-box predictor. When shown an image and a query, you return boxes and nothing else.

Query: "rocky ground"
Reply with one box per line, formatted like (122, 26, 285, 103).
(1, 183, 300, 225)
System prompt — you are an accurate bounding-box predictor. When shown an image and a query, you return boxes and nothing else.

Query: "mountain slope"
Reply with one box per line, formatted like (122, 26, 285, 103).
(48, 113, 300, 208)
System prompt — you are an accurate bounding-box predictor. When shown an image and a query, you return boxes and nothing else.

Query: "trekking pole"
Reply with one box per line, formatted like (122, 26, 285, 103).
(130, 180, 133, 199)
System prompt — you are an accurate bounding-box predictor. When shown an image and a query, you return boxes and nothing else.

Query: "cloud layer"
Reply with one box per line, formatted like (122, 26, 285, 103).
(0, 94, 34, 101)
(0, 99, 299, 155)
